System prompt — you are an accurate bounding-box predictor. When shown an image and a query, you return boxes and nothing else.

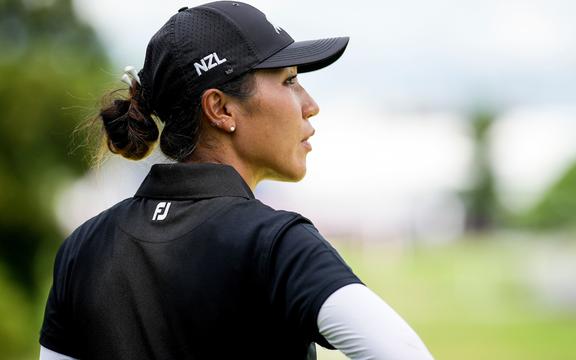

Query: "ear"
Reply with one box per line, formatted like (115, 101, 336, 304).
(201, 89, 237, 133)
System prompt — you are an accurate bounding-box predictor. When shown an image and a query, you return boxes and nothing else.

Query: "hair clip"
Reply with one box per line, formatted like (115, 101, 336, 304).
(121, 65, 141, 87)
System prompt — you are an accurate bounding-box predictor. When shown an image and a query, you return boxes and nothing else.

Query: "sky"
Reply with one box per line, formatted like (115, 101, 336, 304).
(60, 0, 576, 239)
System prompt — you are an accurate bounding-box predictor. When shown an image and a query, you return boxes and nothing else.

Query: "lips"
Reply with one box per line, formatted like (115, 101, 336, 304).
(301, 129, 315, 151)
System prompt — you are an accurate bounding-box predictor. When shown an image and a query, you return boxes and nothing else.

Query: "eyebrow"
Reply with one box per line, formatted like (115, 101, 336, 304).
(285, 66, 297, 76)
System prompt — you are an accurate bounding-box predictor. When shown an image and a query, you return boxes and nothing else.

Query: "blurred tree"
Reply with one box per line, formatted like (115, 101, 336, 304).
(0, 0, 110, 297)
(518, 161, 576, 229)
(461, 109, 501, 232)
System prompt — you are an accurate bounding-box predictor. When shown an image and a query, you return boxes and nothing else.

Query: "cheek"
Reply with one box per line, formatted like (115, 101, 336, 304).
(268, 96, 302, 136)
(252, 96, 300, 142)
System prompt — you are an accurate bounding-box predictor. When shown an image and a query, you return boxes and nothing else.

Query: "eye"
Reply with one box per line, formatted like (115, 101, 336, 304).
(284, 74, 298, 85)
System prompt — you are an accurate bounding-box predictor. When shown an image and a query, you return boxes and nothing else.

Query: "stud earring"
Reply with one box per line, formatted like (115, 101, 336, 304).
(230, 126, 236, 132)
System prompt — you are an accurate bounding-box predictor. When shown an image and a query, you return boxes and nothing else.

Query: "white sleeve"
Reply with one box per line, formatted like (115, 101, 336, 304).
(317, 283, 434, 360)
(40, 346, 78, 360)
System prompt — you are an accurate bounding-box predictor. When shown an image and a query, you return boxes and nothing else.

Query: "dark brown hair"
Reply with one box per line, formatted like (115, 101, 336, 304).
(91, 71, 256, 164)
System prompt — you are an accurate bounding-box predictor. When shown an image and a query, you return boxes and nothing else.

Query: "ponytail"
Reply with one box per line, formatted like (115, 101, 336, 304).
(99, 82, 159, 160)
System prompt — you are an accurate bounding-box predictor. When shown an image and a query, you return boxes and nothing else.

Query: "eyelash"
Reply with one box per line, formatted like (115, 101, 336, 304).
(285, 75, 298, 85)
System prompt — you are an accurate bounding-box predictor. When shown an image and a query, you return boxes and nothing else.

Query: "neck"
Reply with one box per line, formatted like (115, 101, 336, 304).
(187, 146, 260, 192)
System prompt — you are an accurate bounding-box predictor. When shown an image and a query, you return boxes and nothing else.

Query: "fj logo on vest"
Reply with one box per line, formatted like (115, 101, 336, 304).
(152, 202, 171, 221)
(194, 52, 227, 76)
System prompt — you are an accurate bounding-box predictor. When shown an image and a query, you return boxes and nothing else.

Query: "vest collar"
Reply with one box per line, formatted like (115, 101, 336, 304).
(135, 162, 255, 200)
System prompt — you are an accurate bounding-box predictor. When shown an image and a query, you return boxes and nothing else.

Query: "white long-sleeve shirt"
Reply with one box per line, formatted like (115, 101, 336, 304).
(318, 283, 434, 359)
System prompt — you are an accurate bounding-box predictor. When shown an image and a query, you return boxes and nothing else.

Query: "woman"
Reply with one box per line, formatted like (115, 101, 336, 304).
(39, 2, 434, 359)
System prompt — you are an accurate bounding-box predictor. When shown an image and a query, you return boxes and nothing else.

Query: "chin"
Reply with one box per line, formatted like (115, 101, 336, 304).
(287, 161, 308, 182)
(270, 164, 307, 183)
(290, 170, 306, 182)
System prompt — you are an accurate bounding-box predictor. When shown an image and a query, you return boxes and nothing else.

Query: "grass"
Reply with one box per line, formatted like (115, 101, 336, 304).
(317, 234, 576, 359)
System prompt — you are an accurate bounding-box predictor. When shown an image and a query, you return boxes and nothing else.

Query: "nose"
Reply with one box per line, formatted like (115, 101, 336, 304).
(301, 87, 320, 120)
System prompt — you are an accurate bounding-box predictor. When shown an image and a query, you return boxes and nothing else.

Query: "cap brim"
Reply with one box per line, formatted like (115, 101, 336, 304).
(253, 37, 349, 73)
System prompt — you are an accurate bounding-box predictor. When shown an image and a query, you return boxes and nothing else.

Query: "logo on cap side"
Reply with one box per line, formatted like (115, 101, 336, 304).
(265, 15, 282, 34)
(194, 52, 228, 76)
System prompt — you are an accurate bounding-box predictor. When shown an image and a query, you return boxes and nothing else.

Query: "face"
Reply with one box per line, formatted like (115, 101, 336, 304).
(232, 66, 319, 184)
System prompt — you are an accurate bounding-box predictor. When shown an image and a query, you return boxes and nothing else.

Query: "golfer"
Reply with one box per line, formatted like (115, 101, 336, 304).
(39, 2, 433, 359)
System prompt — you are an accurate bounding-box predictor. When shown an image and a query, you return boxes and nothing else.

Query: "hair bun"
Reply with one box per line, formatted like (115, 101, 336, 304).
(100, 92, 159, 160)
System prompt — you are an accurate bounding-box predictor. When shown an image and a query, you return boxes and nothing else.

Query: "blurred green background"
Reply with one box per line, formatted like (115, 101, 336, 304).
(1, 0, 576, 359)
(1, 0, 110, 357)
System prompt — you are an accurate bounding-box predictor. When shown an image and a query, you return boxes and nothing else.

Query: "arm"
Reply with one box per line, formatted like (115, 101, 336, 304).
(318, 283, 434, 360)
(40, 346, 78, 360)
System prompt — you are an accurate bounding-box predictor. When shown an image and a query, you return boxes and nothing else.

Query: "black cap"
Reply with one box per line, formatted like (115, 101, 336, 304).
(139, 1, 349, 119)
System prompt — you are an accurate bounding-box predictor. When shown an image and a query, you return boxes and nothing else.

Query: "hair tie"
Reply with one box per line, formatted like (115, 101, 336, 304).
(121, 66, 142, 87)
